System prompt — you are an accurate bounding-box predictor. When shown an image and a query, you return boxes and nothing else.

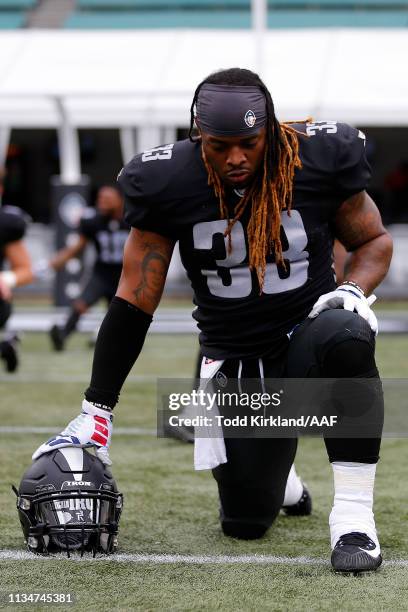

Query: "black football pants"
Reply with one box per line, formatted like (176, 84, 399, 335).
(80, 272, 118, 308)
(0, 298, 11, 329)
(211, 309, 382, 540)
(61, 272, 119, 340)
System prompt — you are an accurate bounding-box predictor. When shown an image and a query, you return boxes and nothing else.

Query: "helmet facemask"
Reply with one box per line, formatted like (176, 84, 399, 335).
(16, 487, 123, 557)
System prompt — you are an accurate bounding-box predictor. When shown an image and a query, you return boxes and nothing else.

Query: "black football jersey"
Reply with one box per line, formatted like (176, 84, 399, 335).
(0, 208, 26, 271)
(79, 212, 129, 278)
(119, 122, 371, 359)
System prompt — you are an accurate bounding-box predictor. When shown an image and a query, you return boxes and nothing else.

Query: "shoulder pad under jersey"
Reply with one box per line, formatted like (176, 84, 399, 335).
(118, 139, 208, 238)
(291, 121, 371, 198)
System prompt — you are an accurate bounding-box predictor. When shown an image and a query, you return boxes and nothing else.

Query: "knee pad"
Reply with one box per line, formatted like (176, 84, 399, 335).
(313, 310, 376, 377)
(319, 314, 382, 432)
(221, 518, 270, 540)
(323, 338, 377, 378)
(218, 496, 279, 540)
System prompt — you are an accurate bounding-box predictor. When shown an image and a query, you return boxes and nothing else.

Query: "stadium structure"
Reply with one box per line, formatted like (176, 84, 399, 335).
(2, 3, 408, 609)
(0, 0, 407, 304)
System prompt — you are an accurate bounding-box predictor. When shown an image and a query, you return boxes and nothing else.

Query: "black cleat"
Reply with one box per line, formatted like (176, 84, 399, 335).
(282, 486, 312, 516)
(331, 532, 382, 573)
(0, 336, 19, 372)
(49, 325, 65, 352)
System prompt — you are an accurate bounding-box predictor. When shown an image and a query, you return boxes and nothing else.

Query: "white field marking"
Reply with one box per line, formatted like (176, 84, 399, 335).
(0, 550, 327, 564)
(0, 426, 156, 436)
(1, 550, 408, 566)
(0, 375, 160, 383)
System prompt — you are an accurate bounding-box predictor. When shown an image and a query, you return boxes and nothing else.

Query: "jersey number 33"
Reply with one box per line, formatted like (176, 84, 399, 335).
(192, 210, 309, 298)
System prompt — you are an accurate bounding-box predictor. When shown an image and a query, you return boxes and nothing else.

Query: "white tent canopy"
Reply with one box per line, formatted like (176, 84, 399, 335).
(0, 28, 407, 128)
(1, 28, 405, 294)
(0, 28, 406, 180)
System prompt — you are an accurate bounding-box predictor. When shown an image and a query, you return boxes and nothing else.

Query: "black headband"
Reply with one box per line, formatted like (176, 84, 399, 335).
(196, 84, 267, 137)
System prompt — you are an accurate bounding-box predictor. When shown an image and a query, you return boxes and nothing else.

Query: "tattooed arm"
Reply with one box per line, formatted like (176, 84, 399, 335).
(32, 228, 176, 463)
(116, 228, 176, 314)
(333, 191, 393, 295)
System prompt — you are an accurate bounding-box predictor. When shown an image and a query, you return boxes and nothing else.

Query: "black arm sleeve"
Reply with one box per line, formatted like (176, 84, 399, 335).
(84, 296, 152, 409)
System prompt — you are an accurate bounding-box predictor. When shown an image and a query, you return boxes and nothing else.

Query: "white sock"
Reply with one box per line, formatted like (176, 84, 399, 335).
(330, 462, 379, 551)
(283, 464, 304, 506)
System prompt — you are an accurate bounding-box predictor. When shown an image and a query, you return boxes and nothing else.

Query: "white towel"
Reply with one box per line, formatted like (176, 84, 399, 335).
(193, 357, 227, 471)
(192, 357, 305, 507)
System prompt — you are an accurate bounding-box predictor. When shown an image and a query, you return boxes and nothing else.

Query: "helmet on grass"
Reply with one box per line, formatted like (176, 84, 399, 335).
(15, 447, 123, 556)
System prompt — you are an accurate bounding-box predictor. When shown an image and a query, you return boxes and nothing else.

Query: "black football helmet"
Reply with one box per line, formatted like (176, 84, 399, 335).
(14, 447, 123, 556)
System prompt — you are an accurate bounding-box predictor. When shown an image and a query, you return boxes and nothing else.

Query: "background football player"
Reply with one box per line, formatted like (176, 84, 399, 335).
(0, 167, 34, 372)
(48, 184, 129, 351)
(34, 68, 392, 573)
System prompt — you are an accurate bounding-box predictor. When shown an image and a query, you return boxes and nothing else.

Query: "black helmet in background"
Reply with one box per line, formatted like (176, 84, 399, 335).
(15, 447, 123, 556)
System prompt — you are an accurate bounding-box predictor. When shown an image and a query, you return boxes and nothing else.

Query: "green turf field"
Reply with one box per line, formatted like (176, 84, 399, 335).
(1, 332, 408, 611)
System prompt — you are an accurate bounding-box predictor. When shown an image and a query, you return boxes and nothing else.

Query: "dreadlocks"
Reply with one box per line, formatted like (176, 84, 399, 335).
(189, 68, 305, 291)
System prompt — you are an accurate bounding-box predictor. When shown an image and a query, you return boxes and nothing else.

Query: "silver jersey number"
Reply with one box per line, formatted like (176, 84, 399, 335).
(192, 210, 309, 298)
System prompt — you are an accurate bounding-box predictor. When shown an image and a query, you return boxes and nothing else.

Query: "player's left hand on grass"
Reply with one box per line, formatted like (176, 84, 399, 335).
(32, 400, 113, 465)
(308, 284, 378, 334)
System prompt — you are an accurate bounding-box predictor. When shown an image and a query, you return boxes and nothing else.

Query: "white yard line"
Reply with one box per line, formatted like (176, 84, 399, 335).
(0, 375, 159, 383)
(0, 549, 407, 566)
(0, 550, 327, 564)
(0, 426, 156, 436)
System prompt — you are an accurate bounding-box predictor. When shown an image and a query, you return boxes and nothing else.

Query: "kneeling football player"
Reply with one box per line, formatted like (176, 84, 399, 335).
(34, 68, 392, 572)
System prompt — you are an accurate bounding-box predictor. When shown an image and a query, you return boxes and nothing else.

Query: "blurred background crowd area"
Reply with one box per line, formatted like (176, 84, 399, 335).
(1, 0, 408, 302)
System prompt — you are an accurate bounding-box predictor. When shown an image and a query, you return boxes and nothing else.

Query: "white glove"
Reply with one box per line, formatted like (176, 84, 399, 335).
(32, 400, 113, 465)
(308, 284, 378, 334)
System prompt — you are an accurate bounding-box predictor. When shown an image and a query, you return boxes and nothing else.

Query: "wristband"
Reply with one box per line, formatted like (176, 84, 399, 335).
(82, 399, 113, 418)
(340, 280, 366, 297)
(0, 271, 17, 288)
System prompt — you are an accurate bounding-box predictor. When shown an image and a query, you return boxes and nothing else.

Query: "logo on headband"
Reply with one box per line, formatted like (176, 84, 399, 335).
(244, 110, 256, 128)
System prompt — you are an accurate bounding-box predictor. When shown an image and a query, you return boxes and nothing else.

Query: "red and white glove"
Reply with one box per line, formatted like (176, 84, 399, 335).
(308, 284, 378, 335)
(32, 400, 113, 465)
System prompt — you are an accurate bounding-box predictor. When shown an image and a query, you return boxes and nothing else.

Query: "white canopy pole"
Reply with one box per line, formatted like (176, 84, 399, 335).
(55, 97, 81, 184)
(136, 126, 162, 153)
(251, 0, 267, 78)
(162, 126, 177, 146)
(119, 127, 137, 164)
(0, 126, 10, 168)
